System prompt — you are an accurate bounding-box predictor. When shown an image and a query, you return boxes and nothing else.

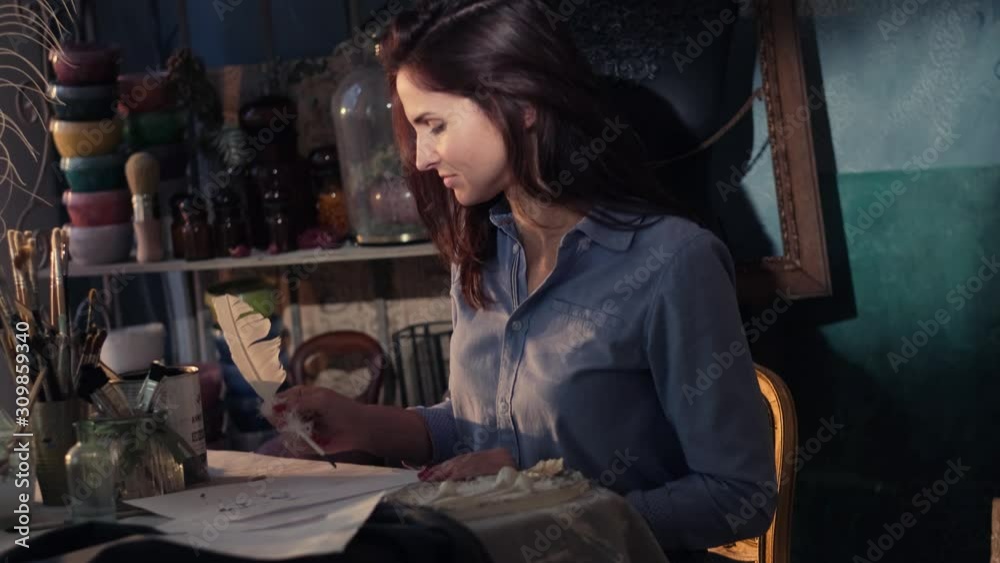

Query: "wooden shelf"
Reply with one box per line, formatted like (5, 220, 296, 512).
(64, 242, 439, 278)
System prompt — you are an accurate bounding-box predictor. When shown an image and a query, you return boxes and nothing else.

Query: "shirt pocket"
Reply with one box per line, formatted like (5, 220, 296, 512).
(548, 298, 623, 351)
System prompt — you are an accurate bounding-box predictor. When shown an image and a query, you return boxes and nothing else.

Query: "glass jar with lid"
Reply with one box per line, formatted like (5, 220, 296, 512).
(330, 41, 427, 244)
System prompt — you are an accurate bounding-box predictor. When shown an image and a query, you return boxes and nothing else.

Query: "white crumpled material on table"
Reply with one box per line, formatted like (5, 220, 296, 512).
(388, 459, 669, 563)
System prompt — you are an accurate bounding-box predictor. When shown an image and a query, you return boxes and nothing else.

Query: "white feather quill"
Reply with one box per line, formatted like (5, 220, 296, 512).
(211, 294, 330, 461)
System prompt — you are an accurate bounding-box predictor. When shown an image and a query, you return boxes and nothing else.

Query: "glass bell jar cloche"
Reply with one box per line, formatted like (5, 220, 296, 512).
(331, 43, 427, 244)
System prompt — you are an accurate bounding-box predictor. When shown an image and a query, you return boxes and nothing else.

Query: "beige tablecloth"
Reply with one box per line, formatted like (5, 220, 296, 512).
(456, 486, 668, 563)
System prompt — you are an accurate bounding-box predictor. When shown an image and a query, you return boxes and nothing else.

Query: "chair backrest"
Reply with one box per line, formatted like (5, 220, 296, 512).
(708, 364, 797, 563)
(388, 321, 452, 407)
(289, 331, 387, 404)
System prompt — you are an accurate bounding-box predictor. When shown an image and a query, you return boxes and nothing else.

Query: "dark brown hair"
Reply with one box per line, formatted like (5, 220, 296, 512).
(380, 0, 688, 310)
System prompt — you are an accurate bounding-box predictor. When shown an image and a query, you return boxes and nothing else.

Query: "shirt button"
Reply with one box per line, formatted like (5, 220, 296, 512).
(512, 243, 520, 252)
(498, 401, 509, 413)
(511, 320, 523, 331)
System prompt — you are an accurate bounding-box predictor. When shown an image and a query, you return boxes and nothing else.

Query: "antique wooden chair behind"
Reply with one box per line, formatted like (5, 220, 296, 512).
(709, 364, 798, 563)
(254, 330, 387, 464)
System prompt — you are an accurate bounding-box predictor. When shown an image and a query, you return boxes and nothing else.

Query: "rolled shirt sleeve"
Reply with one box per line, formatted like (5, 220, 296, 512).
(404, 264, 462, 467)
(408, 399, 460, 466)
(625, 233, 777, 550)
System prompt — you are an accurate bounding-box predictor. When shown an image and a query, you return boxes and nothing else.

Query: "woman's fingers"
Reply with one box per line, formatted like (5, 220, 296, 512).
(418, 448, 516, 482)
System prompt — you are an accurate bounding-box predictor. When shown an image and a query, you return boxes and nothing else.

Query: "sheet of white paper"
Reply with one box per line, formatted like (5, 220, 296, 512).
(120, 451, 419, 560)
(154, 490, 387, 560)
(125, 451, 419, 521)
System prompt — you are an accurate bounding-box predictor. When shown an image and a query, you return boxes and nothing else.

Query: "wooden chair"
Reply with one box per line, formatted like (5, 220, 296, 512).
(254, 331, 388, 464)
(288, 330, 387, 404)
(708, 364, 797, 563)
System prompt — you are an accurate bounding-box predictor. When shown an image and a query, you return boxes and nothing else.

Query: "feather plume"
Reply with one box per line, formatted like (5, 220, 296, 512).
(211, 294, 330, 461)
(212, 294, 285, 400)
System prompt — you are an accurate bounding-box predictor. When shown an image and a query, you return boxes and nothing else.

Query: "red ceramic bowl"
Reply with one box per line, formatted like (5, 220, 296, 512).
(62, 189, 132, 227)
(117, 70, 172, 115)
(50, 42, 121, 86)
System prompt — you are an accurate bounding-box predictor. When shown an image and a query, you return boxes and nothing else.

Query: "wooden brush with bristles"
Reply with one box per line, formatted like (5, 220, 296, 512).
(126, 152, 163, 263)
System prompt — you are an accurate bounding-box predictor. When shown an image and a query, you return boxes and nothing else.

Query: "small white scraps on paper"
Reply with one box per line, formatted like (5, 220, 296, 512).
(120, 451, 420, 560)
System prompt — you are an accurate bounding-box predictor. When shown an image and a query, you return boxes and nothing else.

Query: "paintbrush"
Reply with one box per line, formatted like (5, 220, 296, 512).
(73, 331, 96, 394)
(0, 265, 16, 330)
(0, 267, 19, 386)
(7, 231, 25, 308)
(22, 231, 38, 317)
(50, 228, 71, 397)
(76, 364, 131, 417)
(137, 360, 169, 413)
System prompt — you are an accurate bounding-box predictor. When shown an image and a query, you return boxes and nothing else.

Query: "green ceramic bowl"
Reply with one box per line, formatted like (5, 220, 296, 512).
(205, 278, 278, 326)
(60, 153, 126, 192)
(124, 109, 187, 149)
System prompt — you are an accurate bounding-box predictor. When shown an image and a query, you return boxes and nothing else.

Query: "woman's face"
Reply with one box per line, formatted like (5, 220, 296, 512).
(396, 68, 510, 206)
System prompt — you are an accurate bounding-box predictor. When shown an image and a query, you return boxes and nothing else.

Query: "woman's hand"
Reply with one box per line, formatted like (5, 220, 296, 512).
(418, 447, 516, 481)
(265, 385, 370, 454)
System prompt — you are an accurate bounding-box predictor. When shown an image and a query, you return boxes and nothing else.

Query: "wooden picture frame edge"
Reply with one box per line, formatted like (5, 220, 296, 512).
(737, 0, 832, 302)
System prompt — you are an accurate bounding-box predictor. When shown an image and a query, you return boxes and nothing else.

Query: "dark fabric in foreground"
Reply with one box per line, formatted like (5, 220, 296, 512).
(1, 503, 494, 563)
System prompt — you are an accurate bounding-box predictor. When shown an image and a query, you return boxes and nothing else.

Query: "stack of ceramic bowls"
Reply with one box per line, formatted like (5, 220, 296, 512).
(204, 278, 289, 451)
(50, 42, 132, 265)
(119, 70, 187, 187)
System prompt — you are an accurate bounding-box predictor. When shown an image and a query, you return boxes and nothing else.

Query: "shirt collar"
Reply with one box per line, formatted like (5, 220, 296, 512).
(489, 197, 640, 252)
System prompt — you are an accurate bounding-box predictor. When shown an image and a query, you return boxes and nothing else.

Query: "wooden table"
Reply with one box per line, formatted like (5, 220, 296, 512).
(3, 452, 667, 563)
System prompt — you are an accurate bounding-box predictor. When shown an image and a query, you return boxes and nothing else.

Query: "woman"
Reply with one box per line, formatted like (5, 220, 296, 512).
(271, 0, 776, 554)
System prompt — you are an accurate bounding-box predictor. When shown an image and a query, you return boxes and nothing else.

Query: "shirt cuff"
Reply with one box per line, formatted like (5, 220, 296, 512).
(408, 405, 459, 466)
(625, 487, 671, 548)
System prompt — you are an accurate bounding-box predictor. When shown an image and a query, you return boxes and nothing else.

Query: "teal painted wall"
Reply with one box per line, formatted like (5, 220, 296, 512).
(748, 165, 999, 561)
(728, 2, 1000, 560)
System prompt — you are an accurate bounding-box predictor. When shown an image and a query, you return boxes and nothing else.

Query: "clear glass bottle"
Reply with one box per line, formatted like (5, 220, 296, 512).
(331, 41, 427, 244)
(65, 421, 118, 524)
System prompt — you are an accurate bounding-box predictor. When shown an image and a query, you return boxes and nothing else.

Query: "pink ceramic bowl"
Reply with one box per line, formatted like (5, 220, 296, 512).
(63, 189, 132, 227)
(50, 42, 121, 86)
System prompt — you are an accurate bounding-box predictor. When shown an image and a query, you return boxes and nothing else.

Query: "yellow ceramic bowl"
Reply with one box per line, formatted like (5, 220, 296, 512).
(50, 117, 123, 157)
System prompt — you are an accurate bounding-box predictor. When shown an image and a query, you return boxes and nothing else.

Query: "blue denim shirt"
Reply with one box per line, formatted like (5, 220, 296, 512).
(412, 197, 776, 550)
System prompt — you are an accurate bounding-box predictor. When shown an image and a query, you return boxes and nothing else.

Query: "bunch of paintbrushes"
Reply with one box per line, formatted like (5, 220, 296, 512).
(0, 229, 157, 419)
(0, 229, 66, 407)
